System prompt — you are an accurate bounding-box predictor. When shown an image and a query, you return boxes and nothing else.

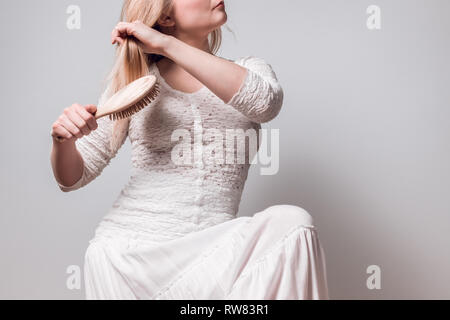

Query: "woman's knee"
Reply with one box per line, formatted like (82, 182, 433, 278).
(262, 204, 314, 227)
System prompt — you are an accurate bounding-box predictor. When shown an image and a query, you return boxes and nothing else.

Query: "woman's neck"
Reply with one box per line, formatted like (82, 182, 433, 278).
(165, 27, 212, 54)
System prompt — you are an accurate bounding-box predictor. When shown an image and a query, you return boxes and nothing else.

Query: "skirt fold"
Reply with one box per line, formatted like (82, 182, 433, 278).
(84, 205, 329, 300)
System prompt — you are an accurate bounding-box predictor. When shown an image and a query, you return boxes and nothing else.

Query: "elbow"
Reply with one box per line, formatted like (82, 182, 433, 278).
(59, 186, 74, 193)
(226, 68, 284, 124)
(251, 83, 284, 124)
(56, 169, 86, 193)
(57, 180, 82, 193)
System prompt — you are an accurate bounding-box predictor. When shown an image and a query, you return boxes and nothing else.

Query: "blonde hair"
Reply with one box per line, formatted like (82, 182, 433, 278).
(105, 0, 223, 152)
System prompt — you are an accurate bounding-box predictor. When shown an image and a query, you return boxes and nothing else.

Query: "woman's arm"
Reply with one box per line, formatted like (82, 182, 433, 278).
(162, 39, 284, 123)
(224, 56, 284, 123)
(50, 86, 129, 192)
(112, 22, 284, 123)
(53, 117, 127, 192)
(51, 137, 85, 192)
(161, 37, 248, 104)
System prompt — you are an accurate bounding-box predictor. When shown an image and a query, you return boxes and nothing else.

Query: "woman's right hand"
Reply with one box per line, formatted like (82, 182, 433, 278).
(51, 104, 98, 143)
(111, 20, 171, 56)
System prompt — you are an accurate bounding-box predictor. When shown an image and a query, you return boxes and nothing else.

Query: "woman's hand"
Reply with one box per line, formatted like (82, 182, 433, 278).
(51, 104, 98, 143)
(111, 20, 171, 56)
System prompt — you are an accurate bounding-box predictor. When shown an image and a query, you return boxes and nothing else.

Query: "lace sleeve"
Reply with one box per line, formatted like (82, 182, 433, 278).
(226, 56, 284, 124)
(58, 86, 128, 192)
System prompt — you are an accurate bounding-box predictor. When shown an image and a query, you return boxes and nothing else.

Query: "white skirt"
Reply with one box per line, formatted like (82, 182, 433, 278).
(83, 204, 329, 299)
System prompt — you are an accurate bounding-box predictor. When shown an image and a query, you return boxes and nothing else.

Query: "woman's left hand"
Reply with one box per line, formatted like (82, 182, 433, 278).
(111, 20, 171, 56)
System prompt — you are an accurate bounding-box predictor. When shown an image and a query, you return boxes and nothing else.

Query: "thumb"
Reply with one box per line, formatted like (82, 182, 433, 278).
(84, 104, 97, 114)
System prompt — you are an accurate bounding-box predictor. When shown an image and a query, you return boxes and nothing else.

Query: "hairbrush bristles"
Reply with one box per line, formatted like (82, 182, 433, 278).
(108, 82, 160, 121)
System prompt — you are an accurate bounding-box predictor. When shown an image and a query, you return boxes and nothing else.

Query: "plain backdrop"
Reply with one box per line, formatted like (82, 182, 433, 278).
(0, 0, 449, 299)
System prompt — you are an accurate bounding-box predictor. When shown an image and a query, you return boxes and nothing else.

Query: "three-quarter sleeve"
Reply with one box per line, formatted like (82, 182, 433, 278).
(226, 56, 284, 124)
(57, 85, 129, 192)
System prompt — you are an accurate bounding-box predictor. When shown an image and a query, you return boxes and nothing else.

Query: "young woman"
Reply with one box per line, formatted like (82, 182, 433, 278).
(50, 0, 329, 299)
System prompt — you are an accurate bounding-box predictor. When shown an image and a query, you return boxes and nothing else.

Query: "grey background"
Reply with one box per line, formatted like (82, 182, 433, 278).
(0, 0, 449, 299)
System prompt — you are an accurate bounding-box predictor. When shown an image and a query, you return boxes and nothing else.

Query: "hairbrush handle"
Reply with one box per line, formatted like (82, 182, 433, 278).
(53, 75, 159, 144)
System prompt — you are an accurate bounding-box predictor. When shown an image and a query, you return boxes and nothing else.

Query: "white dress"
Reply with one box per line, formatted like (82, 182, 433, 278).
(58, 56, 329, 299)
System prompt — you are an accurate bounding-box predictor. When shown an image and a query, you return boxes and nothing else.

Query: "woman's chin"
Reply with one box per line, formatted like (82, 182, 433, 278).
(212, 14, 228, 28)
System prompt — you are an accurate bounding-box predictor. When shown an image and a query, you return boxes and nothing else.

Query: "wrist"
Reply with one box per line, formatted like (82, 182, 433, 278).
(159, 35, 177, 57)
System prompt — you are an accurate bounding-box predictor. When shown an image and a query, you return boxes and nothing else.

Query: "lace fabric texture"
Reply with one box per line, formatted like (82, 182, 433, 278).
(56, 56, 330, 300)
(58, 56, 284, 244)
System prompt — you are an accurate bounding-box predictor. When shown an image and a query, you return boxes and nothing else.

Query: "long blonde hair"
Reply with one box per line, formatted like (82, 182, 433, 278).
(105, 0, 223, 152)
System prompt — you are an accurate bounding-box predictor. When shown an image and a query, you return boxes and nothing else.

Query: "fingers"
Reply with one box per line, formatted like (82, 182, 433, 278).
(51, 122, 72, 141)
(111, 21, 142, 45)
(114, 22, 134, 41)
(76, 104, 98, 132)
(52, 104, 97, 142)
(84, 104, 98, 116)
(111, 27, 124, 45)
(57, 114, 81, 140)
(60, 112, 84, 139)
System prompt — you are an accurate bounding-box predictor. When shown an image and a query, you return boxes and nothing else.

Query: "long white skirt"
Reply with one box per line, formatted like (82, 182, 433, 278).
(84, 204, 329, 299)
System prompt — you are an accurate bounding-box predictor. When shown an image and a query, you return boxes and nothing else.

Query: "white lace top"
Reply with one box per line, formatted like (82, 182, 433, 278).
(58, 56, 284, 244)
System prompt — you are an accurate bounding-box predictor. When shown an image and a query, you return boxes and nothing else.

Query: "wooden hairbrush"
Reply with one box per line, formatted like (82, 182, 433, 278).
(55, 75, 160, 143)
